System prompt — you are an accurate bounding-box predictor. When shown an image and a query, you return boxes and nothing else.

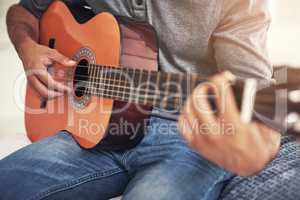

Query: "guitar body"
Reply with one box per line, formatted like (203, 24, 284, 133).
(25, 1, 158, 148)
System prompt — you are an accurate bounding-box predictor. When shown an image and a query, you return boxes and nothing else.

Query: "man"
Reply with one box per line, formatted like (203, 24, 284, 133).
(0, 0, 286, 199)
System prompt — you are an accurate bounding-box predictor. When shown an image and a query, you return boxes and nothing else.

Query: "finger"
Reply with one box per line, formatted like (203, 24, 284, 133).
(209, 71, 240, 121)
(181, 103, 213, 149)
(48, 49, 76, 66)
(178, 115, 194, 144)
(186, 96, 218, 136)
(191, 83, 218, 125)
(34, 69, 72, 93)
(190, 93, 226, 139)
(41, 57, 53, 66)
(28, 75, 64, 99)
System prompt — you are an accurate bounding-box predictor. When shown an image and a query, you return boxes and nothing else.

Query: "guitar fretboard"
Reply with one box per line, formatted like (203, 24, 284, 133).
(82, 64, 204, 111)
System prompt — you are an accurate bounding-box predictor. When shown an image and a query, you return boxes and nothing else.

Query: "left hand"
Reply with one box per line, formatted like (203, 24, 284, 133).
(178, 72, 281, 177)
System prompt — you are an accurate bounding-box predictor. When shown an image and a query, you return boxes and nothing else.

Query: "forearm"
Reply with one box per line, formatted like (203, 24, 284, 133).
(6, 4, 39, 57)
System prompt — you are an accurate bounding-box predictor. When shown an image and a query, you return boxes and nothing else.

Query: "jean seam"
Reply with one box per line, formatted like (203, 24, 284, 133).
(203, 170, 232, 200)
(28, 168, 124, 200)
(121, 149, 133, 171)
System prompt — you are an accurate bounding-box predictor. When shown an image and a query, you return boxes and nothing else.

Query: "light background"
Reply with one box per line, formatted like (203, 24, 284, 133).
(0, 0, 300, 158)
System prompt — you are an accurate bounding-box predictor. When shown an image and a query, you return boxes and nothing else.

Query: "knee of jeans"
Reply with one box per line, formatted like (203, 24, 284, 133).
(0, 131, 78, 166)
(123, 176, 183, 200)
(123, 164, 201, 200)
(0, 132, 83, 199)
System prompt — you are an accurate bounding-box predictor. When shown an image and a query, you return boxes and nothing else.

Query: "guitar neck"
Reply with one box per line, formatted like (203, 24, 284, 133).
(84, 64, 203, 111)
(73, 64, 300, 133)
(80, 64, 283, 117)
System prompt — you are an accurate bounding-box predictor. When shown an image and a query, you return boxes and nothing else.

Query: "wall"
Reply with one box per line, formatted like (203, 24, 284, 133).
(268, 0, 300, 66)
(0, 0, 25, 135)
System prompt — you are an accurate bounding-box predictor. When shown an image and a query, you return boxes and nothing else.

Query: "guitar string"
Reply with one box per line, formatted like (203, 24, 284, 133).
(43, 64, 210, 107)
(71, 81, 275, 109)
(50, 66, 197, 98)
(66, 88, 184, 110)
(45, 63, 202, 100)
(58, 75, 156, 86)
(42, 70, 193, 105)
(48, 64, 200, 83)
(52, 64, 160, 74)
(55, 75, 194, 91)
(53, 72, 192, 86)
(54, 63, 189, 105)
(64, 79, 190, 97)
(69, 79, 188, 108)
(82, 90, 182, 104)
(44, 78, 276, 110)
(45, 66, 280, 113)
(81, 89, 184, 109)
(49, 65, 195, 99)
(43, 65, 256, 109)
(65, 83, 190, 110)
(70, 80, 267, 108)
(77, 85, 186, 99)
(44, 64, 234, 108)
(75, 86, 187, 106)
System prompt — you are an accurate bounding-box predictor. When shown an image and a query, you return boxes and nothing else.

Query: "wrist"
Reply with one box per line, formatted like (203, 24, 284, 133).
(16, 37, 37, 61)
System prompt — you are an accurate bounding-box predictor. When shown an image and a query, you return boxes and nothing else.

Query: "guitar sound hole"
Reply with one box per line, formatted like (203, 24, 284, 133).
(74, 59, 89, 98)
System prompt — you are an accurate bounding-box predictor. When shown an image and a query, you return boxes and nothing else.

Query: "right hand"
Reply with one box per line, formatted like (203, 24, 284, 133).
(178, 72, 280, 177)
(19, 39, 76, 99)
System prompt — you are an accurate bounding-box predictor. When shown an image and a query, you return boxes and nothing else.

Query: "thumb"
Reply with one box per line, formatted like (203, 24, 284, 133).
(49, 49, 76, 66)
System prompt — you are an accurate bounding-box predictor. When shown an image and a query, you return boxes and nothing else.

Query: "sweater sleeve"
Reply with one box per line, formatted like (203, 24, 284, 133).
(19, 0, 54, 19)
(213, 0, 272, 81)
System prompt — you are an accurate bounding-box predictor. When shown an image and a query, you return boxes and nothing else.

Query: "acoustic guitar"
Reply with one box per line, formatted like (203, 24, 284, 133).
(25, 1, 300, 148)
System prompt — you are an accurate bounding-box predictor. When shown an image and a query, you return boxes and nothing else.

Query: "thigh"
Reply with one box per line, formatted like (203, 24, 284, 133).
(123, 148, 231, 200)
(0, 131, 129, 200)
(122, 117, 232, 200)
(123, 120, 231, 200)
(220, 136, 300, 200)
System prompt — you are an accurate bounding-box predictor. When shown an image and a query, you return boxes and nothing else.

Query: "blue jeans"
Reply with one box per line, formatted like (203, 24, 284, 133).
(0, 117, 231, 200)
(220, 136, 300, 200)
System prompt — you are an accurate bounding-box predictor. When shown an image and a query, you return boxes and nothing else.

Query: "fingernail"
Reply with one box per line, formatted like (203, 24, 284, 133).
(66, 60, 76, 65)
(223, 71, 236, 82)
